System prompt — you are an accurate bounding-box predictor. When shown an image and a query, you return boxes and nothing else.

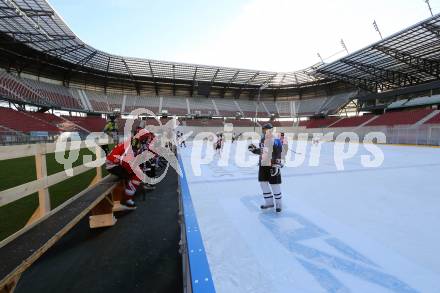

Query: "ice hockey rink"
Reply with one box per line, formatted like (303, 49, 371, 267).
(178, 139, 440, 293)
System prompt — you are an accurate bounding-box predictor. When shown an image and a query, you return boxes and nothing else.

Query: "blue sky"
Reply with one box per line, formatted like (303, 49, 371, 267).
(49, 0, 438, 72)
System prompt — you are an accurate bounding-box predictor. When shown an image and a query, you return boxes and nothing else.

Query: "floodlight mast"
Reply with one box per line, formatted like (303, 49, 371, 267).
(425, 0, 434, 17)
(254, 83, 270, 132)
(341, 39, 349, 54)
(317, 53, 324, 64)
(373, 20, 383, 40)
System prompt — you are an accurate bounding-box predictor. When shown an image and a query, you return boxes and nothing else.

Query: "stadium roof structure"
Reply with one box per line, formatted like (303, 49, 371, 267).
(0, 1, 439, 98)
(0, 0, 324, 93)
(315, 13, 440, 93)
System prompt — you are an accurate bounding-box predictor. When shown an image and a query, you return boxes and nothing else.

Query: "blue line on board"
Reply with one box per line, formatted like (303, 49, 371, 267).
(178, 153, 216, 293)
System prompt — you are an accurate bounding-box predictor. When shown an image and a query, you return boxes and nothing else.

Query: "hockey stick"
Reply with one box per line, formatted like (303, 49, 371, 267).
(291, 149, 303, 155)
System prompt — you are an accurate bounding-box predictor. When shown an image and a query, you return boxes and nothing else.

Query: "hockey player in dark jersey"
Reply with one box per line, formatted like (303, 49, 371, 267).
(248, 123, 285, 212)
(214, 133, 223, 153)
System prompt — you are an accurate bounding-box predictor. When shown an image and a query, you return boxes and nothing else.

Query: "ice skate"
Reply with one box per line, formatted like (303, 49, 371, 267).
(122, 199, 136, 208)
(261, 194, 274, 210)
(275, 196, 282, 213)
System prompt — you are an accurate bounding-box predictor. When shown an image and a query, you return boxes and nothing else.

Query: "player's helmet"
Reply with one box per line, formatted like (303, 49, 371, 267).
(146, 132, 155, 142)
(262, 123, 273, 130)
(134, 129, 151, 143)
(109, 114, 116, 121)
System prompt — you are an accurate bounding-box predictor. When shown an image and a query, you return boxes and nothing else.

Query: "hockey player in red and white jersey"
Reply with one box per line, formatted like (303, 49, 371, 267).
(105, 129, 152, 207)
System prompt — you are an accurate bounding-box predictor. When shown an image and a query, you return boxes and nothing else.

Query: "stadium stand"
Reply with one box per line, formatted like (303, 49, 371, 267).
(0, 124, 14, 132)
(317, 92, 355, 115)
(366, 108, 434, 126)
(0, 72, 51, 107)
(85, 91, 111, 113)
(298, 117, 340, 129)
(124, 94, 137, 113)
(0, 107, 60, 133)
(107, 94, 124, 112)
(161, 96, 188, 115)
(297, 97, 327, 116)
(116, 117, 174, 133)
(262, 101, 278, 116)
(134, 96, 160, 114)
(271, 121, 294, 127)
(265, 92, 354, 118)
(388, 95, 440, 110)
(139, 117, 173, 125)
(189, 98, 216, 116)
(297, 120, 308, 127)
(69, 89, 91, 112)
(403, 96, 440, 108)
(387, 99, 409, 110)
(330, 115, 376, 128)
(0, 71, 353, 119)
(211, 98, 240, 117)
(276, 101, 292, 117)
(224, 119, 254, 127)
(23, 111, 104, 133)
(116, 118, 138, 133)
(21, 78, 82, 110)
(27, 111, 64, 125)
(236, 100, 266, 117)
(423, 111, 440, 124)
(24, 111, 88, 133)
(63, 116, 106, 132)
(185, 119, 224, 127)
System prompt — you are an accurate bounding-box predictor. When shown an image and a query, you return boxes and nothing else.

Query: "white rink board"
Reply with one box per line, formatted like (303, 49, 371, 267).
(179, 141, 440, 293)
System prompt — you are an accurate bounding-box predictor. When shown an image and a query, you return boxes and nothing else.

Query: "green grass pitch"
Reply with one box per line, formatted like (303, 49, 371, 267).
(0, 148, 109, 241)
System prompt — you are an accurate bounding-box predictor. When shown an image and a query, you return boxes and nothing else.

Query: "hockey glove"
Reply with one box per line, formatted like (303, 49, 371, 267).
(270, 159, 283, 176)
(248, 144, 257, 152)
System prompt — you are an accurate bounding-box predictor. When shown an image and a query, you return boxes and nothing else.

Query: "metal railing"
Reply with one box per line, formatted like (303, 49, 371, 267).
(288, 124, 440, 146)
(2, 124, 440, 147)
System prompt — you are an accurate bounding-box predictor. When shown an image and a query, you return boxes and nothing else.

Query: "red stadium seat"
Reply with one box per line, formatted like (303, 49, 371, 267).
(224, 119, 254, 127)
(424, 112, 440, 124)
(298, 117, 340, 128)
(163, 107, 188, 115)
(366, 109, 433, 126)
(63, 116, 107, 132)
(0, 108, 60, 133)
(185, 119, 224, 127)
(330, 115, 375, 128)
(269, 121, 294, 127)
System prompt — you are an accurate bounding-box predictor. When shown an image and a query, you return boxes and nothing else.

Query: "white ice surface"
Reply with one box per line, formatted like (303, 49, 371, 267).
(179, 141, 440, 293)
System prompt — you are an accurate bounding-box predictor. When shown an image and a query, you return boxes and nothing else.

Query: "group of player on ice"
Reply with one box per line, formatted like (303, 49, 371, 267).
(101, 114, 288, 213)
(101, 115, 168, 209)
(213, 132, 242, 153)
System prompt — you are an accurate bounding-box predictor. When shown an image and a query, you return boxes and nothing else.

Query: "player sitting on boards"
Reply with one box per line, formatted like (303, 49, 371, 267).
(248, 123, 285, 212)
(105, 129, 152, 208)
(131, 127, 157, 191)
